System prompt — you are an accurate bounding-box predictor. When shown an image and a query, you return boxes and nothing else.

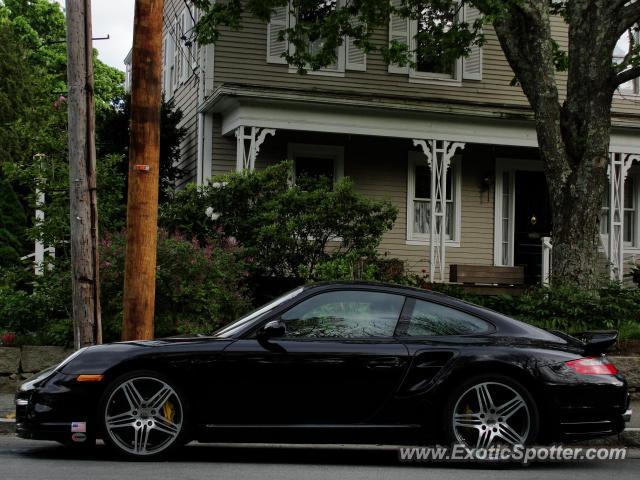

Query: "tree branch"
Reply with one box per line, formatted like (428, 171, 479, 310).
(613, 0, 636, 10)
(492, 1, 568, 181)
(618, 1, 640, 36)
(616, 65, 640, 85)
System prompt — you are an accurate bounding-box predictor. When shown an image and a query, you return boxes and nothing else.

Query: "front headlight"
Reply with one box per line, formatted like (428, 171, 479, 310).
(19, 366, 56, 392)
(19, 347, 89, 392)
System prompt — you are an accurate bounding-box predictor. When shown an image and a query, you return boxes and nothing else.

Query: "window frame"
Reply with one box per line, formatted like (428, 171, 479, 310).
(408, 2, 463, 84)
(394, 296, 496, 338)
(271, 288, 409, 340)
(267, 0, 366, 75)
(614, 28, 640, 96)
(406, 150, 462, 246)
(288, 143, 345, 186)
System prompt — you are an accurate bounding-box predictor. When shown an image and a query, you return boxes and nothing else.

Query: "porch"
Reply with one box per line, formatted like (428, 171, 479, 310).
(199, 85, 640, 286)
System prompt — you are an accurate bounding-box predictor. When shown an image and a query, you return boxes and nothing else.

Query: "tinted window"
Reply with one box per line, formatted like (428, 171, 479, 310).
(280, 290, 405, 338)
(404, 300, 491, 336)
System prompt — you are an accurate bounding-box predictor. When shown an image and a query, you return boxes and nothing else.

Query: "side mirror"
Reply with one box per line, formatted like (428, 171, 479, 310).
(258, 320, 286, 339)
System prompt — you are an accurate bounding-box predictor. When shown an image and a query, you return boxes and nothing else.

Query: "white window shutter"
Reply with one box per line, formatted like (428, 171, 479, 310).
(162, 35, 168, 94)
(388, 0, 410, 74)
(267, 4, 289, 64)
(346, 18, 366, 71)
(191, 6, 199, 70)
(462, 4, 482, 81)
(165, 28, 176, 96)
(179, 11, 189, 83)
(184, 9, 195, 74)
(172, 19, 179, 91)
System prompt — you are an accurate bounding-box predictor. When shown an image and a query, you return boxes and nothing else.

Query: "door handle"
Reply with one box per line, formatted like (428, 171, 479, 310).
(367, 357, 402, 369)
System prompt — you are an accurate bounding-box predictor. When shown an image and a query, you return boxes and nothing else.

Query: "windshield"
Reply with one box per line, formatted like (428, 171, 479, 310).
(213, 287, 305, 338)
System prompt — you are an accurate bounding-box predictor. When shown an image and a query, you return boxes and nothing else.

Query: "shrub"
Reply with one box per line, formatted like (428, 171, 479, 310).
(100, 230, 251, 339)
(427, 282, 640, 339)
(631, 263, 640, 287)
(160, 161, 398, 280)
(0, 230, 251, 345)
(0, 179, 27, 266)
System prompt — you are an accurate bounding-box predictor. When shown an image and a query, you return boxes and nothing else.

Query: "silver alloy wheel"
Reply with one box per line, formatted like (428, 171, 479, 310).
(452, 381, 530, 448)
(104, 376, 183, 456)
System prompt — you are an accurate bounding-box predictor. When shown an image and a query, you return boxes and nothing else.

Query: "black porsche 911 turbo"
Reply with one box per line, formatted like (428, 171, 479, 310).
(15, 282, 631, 459)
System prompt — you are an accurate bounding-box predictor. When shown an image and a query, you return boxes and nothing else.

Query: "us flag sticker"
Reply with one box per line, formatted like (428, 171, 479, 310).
(71, 422, 86, 433)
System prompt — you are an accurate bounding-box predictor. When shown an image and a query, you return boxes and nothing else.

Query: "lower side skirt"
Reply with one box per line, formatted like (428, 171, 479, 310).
(196, 424, 426, 445)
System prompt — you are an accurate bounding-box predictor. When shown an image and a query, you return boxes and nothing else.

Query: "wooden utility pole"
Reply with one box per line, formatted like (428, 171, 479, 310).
(122, 0, 165, 340)
(66, 0, 102, 349)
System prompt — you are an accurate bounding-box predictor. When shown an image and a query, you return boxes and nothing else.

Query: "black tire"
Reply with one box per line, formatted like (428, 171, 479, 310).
(442, 373, 539, 448)
(99, 369, 190, 460)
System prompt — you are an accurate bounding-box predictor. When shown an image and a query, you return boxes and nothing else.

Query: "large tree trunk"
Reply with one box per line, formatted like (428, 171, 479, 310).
(492, 0, 618, 288)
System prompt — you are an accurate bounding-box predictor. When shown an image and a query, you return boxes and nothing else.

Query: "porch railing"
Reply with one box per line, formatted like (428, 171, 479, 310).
(541, 236, 552, 286)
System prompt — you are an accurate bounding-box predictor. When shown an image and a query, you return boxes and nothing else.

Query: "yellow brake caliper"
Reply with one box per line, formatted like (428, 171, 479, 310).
(162, 400, 175, 423)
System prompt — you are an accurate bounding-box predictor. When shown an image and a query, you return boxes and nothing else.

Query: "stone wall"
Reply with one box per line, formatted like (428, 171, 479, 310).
(611, 356, 640, 399)
(0, 346, 73, 394)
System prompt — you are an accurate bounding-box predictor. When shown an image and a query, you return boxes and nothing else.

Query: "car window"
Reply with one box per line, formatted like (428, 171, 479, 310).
(404, 299, 491, 336)
(280, 290, 405, 338)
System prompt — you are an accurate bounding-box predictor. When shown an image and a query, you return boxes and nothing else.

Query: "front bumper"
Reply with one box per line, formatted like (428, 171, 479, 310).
(15, 371, 103, 442)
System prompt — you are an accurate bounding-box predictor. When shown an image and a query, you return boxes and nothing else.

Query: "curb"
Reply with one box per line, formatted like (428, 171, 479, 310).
(0, 418, 15, 435)
(585, 428, 640, 448)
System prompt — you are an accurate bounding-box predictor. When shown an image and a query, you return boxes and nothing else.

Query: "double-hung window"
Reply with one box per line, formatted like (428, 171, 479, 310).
(614, 28, 639, 95)
(267, 0, 366, 73)
(407, 151, 461, 244)
(288, 143, 345, 188)
(388, 0, 482, 82)
(162, 4, 197, 97)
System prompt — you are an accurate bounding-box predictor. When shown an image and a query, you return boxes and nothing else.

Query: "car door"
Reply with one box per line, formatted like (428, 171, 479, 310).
(389, 297, 495, 423)
(215, 289, 411, 425)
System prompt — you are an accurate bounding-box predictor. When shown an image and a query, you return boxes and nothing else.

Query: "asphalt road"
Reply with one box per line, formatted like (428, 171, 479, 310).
(1, 436, 639, 480)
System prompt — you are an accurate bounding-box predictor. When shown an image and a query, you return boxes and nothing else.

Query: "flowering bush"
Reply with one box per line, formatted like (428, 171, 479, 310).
(100, 230, 251, 339)
(0, 230, 251, 346)
(0, 331, 16, 346)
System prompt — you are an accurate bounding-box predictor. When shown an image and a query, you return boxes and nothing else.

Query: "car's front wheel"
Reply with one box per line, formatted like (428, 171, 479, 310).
(443, 374, 539, 448)
(100, 370, 189, 459)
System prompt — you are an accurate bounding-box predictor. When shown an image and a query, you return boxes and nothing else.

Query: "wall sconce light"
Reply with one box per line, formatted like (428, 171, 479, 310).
(481, 173, 494, 201)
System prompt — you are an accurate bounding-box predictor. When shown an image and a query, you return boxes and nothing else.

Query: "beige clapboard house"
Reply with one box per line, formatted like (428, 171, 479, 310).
(134, 0, 640, 287)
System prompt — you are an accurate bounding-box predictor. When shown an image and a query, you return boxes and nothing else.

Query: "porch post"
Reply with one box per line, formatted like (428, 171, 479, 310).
(608, 152, 640, 281)
(413, 139, 465, 283)
(235, 126, 276, 171)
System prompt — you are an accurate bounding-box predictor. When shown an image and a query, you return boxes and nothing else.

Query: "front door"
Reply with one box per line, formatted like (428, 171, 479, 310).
(214, 289, 410, 425)
(514, 171, 552, 284)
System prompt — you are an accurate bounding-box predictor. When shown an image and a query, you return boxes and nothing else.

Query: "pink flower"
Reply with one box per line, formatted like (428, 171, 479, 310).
(1, 332, 16, 346)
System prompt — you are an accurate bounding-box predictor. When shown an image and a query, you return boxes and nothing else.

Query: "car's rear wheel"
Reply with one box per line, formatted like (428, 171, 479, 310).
(443, 374, 539, 448)
(99, 370, 188, 459)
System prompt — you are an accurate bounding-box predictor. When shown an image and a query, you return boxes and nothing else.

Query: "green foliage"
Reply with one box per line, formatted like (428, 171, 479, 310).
(312, 251, 379, 282)
(97, 154, 127, 234)
(427, 282, 640, 339)
(99, 231, 251, 339)
(96, 94, 187, 203)
(0, 179, 27, 266)
(160, 161, 398, 279)
(0, 261, 73, 345)
(631, 262, 640, 287)
(0, 231, 251, 345)
(1, 0, 126, 256)
(193, 0, 486, 73)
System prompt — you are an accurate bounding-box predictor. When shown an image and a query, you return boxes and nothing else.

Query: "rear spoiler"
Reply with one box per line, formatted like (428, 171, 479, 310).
(550, 330, 619, 355)
(574, 330, 619, 355)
